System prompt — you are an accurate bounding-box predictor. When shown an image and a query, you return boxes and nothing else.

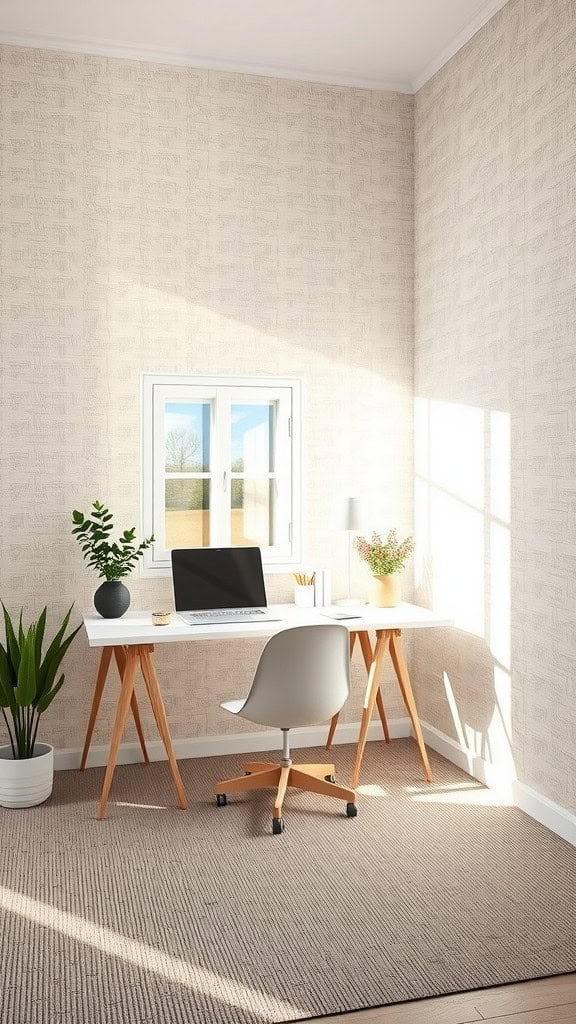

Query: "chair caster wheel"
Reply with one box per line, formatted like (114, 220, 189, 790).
(324, 774, 336, 783)
(216, 793, 227, 807)
(346, 802, 358, 818)
(272, 817, 285, 834)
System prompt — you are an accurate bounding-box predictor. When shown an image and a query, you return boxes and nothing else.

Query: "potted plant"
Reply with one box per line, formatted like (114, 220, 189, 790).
(72, 501, 154, 618)
(354, 529, 414, 607)
(0, 604, 81, 807)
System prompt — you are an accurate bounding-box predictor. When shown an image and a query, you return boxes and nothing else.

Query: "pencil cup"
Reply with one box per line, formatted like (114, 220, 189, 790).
(294, 584, 315, 608)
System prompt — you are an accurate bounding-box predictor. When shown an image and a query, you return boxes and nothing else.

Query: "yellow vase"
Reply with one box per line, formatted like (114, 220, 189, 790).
(369, 573, 401, 607)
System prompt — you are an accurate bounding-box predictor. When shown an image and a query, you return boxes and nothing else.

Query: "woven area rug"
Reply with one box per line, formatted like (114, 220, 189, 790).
(2, 739, 576, 1023)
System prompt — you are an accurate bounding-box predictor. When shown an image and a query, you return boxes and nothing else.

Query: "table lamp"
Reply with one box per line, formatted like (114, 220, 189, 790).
(331, 496, 364, 606)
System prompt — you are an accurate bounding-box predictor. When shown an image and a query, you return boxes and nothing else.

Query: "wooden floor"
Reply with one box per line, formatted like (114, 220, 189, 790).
(309, 973, 576, 1023)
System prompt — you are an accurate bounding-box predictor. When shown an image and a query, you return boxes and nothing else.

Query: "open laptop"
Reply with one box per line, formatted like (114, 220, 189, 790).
(171, 547, 282, 625)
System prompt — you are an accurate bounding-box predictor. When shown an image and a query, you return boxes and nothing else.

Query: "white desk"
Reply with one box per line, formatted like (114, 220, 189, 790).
(81, 603, 451, 818)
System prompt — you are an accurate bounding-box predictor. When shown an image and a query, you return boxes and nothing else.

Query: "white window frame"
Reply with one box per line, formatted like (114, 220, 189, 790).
(141, 373, 302, 576)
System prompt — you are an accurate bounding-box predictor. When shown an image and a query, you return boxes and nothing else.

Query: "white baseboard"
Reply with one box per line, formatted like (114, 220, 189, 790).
(420, 721, 487, 780)
(54, 715, 576, 849)
(54, 717, 412, 772)
(420, 720, 576, 849)
(513, 780, 576, 848)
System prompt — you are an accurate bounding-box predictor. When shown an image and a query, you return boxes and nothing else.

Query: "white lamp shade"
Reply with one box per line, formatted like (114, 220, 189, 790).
(331, 496, 363, 532)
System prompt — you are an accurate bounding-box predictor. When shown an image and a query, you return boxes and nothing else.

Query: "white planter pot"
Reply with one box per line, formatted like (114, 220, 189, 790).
(0, 743, 54, 808)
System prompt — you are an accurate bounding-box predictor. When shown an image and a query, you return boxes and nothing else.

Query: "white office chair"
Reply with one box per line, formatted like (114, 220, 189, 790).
(214, 624, 358, 834)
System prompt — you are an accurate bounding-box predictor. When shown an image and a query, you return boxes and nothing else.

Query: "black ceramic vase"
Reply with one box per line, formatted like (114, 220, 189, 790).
(94, 580, 130, 618)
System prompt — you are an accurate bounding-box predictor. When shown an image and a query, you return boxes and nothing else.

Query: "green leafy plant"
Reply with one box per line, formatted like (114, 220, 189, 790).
(354, 529, 414, 576)
(0, 605, 81, 759)
(72, 501, 154, 581)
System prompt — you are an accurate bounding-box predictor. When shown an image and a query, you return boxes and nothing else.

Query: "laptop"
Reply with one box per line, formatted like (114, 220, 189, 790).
(171, 547, 282, 625)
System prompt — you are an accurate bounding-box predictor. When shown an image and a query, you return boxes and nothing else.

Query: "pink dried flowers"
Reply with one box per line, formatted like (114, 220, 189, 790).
(354, 529, 414, 576)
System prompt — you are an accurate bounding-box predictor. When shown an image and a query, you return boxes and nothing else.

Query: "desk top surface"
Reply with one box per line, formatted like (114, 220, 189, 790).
(83, 602, 453, 647)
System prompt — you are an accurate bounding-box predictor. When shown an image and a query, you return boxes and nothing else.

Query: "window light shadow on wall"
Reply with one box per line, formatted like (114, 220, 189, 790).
(414, 398, 515, 794)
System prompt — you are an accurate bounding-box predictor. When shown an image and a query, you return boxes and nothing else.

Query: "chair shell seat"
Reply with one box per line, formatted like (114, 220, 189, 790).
(220, 624, 351, 730)
(220, 698, 247, 715)
(215, 624, 356, 831)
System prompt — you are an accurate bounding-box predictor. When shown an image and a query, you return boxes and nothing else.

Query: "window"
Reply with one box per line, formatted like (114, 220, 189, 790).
(142, 374, 301, 575)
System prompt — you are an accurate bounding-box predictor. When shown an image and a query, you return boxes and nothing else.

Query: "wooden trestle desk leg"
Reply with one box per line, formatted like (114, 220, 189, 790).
(80, 646, 113, 771)
(97, 647, 140, 819)
(351, 630, 391, 788)
(80, 645, 149, 772)
(350, 628, 433, 789)
(389, 629, 432, 783)
(358, 630, 390, 743)
(139, 647, 187, 810)
(114, 646, 150, 765)
(95, 644, 188, 820)
(326, 630, 391, 751)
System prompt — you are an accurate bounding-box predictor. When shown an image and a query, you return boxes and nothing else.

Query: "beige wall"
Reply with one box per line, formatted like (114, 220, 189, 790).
(414, 0, 576, 810)
(0, 46, 414, 750)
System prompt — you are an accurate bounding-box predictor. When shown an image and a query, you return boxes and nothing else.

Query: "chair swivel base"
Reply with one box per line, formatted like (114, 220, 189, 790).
(215, 760, 358, 834)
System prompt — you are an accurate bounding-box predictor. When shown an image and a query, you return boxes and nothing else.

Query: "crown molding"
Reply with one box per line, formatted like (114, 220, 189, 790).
(0, 30, 412, 93)
(0, 1, 510, 97)
(411, 0, 510, 92)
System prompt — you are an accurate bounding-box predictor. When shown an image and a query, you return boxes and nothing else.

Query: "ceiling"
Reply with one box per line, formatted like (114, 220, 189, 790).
(0, 0, 509, 93)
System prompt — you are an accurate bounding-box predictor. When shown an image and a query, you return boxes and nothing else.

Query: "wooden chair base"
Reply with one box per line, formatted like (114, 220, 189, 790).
(215, 760, 356, 821)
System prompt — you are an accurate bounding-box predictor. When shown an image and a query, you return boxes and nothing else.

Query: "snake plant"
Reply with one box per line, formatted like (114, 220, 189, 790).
(0, 604, 81, 759)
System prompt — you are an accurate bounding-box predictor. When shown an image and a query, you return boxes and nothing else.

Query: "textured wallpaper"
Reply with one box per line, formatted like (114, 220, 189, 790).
(414, 0, 576, 811)
(0, 46, 414, 752)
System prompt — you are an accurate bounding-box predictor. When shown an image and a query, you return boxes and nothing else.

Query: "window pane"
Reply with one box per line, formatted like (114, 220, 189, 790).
(231, 478, 274, 546)
(165, 480, 210, 548)
(165, 402, 210, 472)
(231, 404, 274, 475)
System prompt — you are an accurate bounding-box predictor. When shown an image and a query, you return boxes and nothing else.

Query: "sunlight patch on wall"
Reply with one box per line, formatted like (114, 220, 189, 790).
(415, 397, 485, 636)
(442, 671, 467, 748)
(486, 664, 516, 785)
(463, 722, 483, 757)
(489, 408, 511, 672)
(431, 487, 485, 636)
(415, 397, 511, 643)
(429, 400, 484, 508)
(490, 520, 511, 670)
(415, 397, 514, 783)
(490, 410, 510, 523)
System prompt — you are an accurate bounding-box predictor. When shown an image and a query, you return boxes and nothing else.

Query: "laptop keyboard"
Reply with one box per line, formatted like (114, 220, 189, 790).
(190, 608, 265, 620)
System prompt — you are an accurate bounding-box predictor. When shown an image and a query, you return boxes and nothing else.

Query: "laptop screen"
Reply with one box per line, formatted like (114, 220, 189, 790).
(171, 547, 268, 611)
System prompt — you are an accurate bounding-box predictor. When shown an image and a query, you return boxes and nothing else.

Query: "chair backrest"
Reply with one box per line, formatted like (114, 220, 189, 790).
(240, 624, 350, 730)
